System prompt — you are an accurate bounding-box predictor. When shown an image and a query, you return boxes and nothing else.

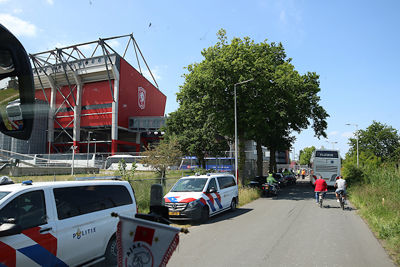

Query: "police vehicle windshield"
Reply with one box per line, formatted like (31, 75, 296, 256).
(0, 192, 10, 201)
(170, 178, 208, 192)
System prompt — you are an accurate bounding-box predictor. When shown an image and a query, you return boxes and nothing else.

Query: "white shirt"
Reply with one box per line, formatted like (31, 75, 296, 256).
(336, 178, 346, 190)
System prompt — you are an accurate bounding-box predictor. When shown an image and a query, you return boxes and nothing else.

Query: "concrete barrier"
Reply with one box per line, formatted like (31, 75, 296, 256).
(0, 166, 100, 177)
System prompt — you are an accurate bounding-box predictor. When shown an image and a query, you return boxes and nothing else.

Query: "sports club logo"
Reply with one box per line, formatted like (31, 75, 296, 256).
(118, 216, 180, 267)
(138, 87, 146, 110)
(125, 242, 154, 267)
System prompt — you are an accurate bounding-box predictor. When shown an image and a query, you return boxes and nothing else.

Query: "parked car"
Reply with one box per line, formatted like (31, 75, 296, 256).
(164, 173, 238, 223)
(0, 179, 137, 266)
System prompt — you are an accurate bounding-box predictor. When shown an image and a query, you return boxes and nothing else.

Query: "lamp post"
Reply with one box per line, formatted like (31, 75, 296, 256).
(87, 131, 92, 167)
(93, 139, 97, 155)
(46, 130, 51, 167)
(326, 141, 338, 149)
(71, 145, 77, 176)
(234, 78, 253, 184)
(346, 123, 359, 167)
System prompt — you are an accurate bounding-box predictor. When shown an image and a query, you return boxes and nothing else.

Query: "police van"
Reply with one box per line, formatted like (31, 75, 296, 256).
(0, 179, 137, 266)
(164, 173, 238, 223)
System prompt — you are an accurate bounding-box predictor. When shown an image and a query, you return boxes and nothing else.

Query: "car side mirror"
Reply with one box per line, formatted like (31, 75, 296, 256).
(0, 222, 22, 237)
(0, 24, 34, 140)
(208, 187, 217, 193)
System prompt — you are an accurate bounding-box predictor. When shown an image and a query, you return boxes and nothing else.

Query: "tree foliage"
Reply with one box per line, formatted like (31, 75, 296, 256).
(164, 101, 229, 168)
(347, 121, 400, 162)
(165, 29, 328, 181)
(343, 121, 400, 184)
(141, 137, 182, 182)
(116, 160, 138, 181)
(299, 146, 315, 165)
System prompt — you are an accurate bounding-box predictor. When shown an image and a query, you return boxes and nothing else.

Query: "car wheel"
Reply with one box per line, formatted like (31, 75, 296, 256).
(199, 206, 209, 223)
(230, 198, 237, 211)
(105, 235, 117, 266)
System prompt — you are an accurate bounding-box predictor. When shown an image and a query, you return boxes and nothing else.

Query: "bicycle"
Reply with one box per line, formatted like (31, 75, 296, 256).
(337, 190, 346, 210)
(317, 191, 325, 208)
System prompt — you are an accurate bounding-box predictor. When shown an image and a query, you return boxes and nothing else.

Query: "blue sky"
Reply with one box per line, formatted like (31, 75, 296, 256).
(1, 0, 399, 159)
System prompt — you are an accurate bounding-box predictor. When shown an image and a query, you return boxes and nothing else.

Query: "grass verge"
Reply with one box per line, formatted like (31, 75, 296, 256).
(238, 186, 262, 207)
(348, 170, 400, 265)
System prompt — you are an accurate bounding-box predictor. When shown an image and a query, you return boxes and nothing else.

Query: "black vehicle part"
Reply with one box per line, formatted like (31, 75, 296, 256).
(105, 235, 117, 265)
(0, 24, 34, 140)
(230, 198, 237, 211)
(198, 206, 209, 224)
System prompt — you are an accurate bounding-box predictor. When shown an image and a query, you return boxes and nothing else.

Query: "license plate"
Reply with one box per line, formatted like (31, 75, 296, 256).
(169, 211, 180, 216)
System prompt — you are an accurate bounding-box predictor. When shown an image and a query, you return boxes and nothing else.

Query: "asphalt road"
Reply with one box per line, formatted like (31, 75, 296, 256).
(168, 180, 395, 267)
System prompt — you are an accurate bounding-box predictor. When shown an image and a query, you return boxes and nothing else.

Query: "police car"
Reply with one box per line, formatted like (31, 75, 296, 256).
(0, 178, 137, 266)
(164, 173, 239, 223)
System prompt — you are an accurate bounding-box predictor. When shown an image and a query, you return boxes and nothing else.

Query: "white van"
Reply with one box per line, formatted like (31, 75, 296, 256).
(0, 179, 137, 266)
(164, 173, 238, 223)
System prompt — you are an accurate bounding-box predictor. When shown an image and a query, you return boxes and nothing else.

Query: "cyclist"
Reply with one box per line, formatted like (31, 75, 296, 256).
(314, 175, 327, 204)
(335, 176, 347, 204)
(266, 173, 278, 184)
(301, 169, 306, 179)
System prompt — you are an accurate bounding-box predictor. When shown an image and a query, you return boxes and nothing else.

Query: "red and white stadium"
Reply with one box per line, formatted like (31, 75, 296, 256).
(30, 34, 166, 155)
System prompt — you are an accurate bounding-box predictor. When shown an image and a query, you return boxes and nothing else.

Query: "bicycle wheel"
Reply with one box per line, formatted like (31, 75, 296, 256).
(340, 196, 345, 210)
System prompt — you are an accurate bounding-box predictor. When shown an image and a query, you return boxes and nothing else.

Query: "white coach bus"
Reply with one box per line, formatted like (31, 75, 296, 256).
(104, 155, 153, 171)
(310, 149, 341, 186)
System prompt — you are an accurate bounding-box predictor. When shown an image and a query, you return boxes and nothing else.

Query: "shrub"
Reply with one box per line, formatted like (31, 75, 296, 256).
(117, 159, 127, 177)
(342, 163, 364, 186)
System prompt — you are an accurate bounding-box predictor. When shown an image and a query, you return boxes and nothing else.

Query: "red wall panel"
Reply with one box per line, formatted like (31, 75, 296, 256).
(82, 80, 114, 106)
(35, 81, 114, 128)
(118, 58, 166, 128)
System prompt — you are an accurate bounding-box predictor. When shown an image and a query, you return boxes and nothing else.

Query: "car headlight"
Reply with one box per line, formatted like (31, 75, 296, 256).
(187, 200, 198, 209)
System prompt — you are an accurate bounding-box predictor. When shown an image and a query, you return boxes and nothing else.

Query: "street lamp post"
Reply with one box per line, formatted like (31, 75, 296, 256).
(234, 79, 253, 184)
(346, 123, 359, 167)
(71, 145, 77, 176)
(46, 129, 51, 166)
(93, 139, 97, 155)
(87, 131, 92, 167)
(326, 141, 338, 149)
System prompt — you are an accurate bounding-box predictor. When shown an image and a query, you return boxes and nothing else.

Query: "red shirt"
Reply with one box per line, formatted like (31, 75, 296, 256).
(314, 178, 328, 192)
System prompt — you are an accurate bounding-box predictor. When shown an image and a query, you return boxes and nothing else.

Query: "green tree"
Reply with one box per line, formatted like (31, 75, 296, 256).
(299, 146, 316, 165)
(347, 121, 400, 162)
(164, 102, 229, 168)
(141, 137, 182, 185)
(260, 64, 327, 173)
(167, 29, 327, 182)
